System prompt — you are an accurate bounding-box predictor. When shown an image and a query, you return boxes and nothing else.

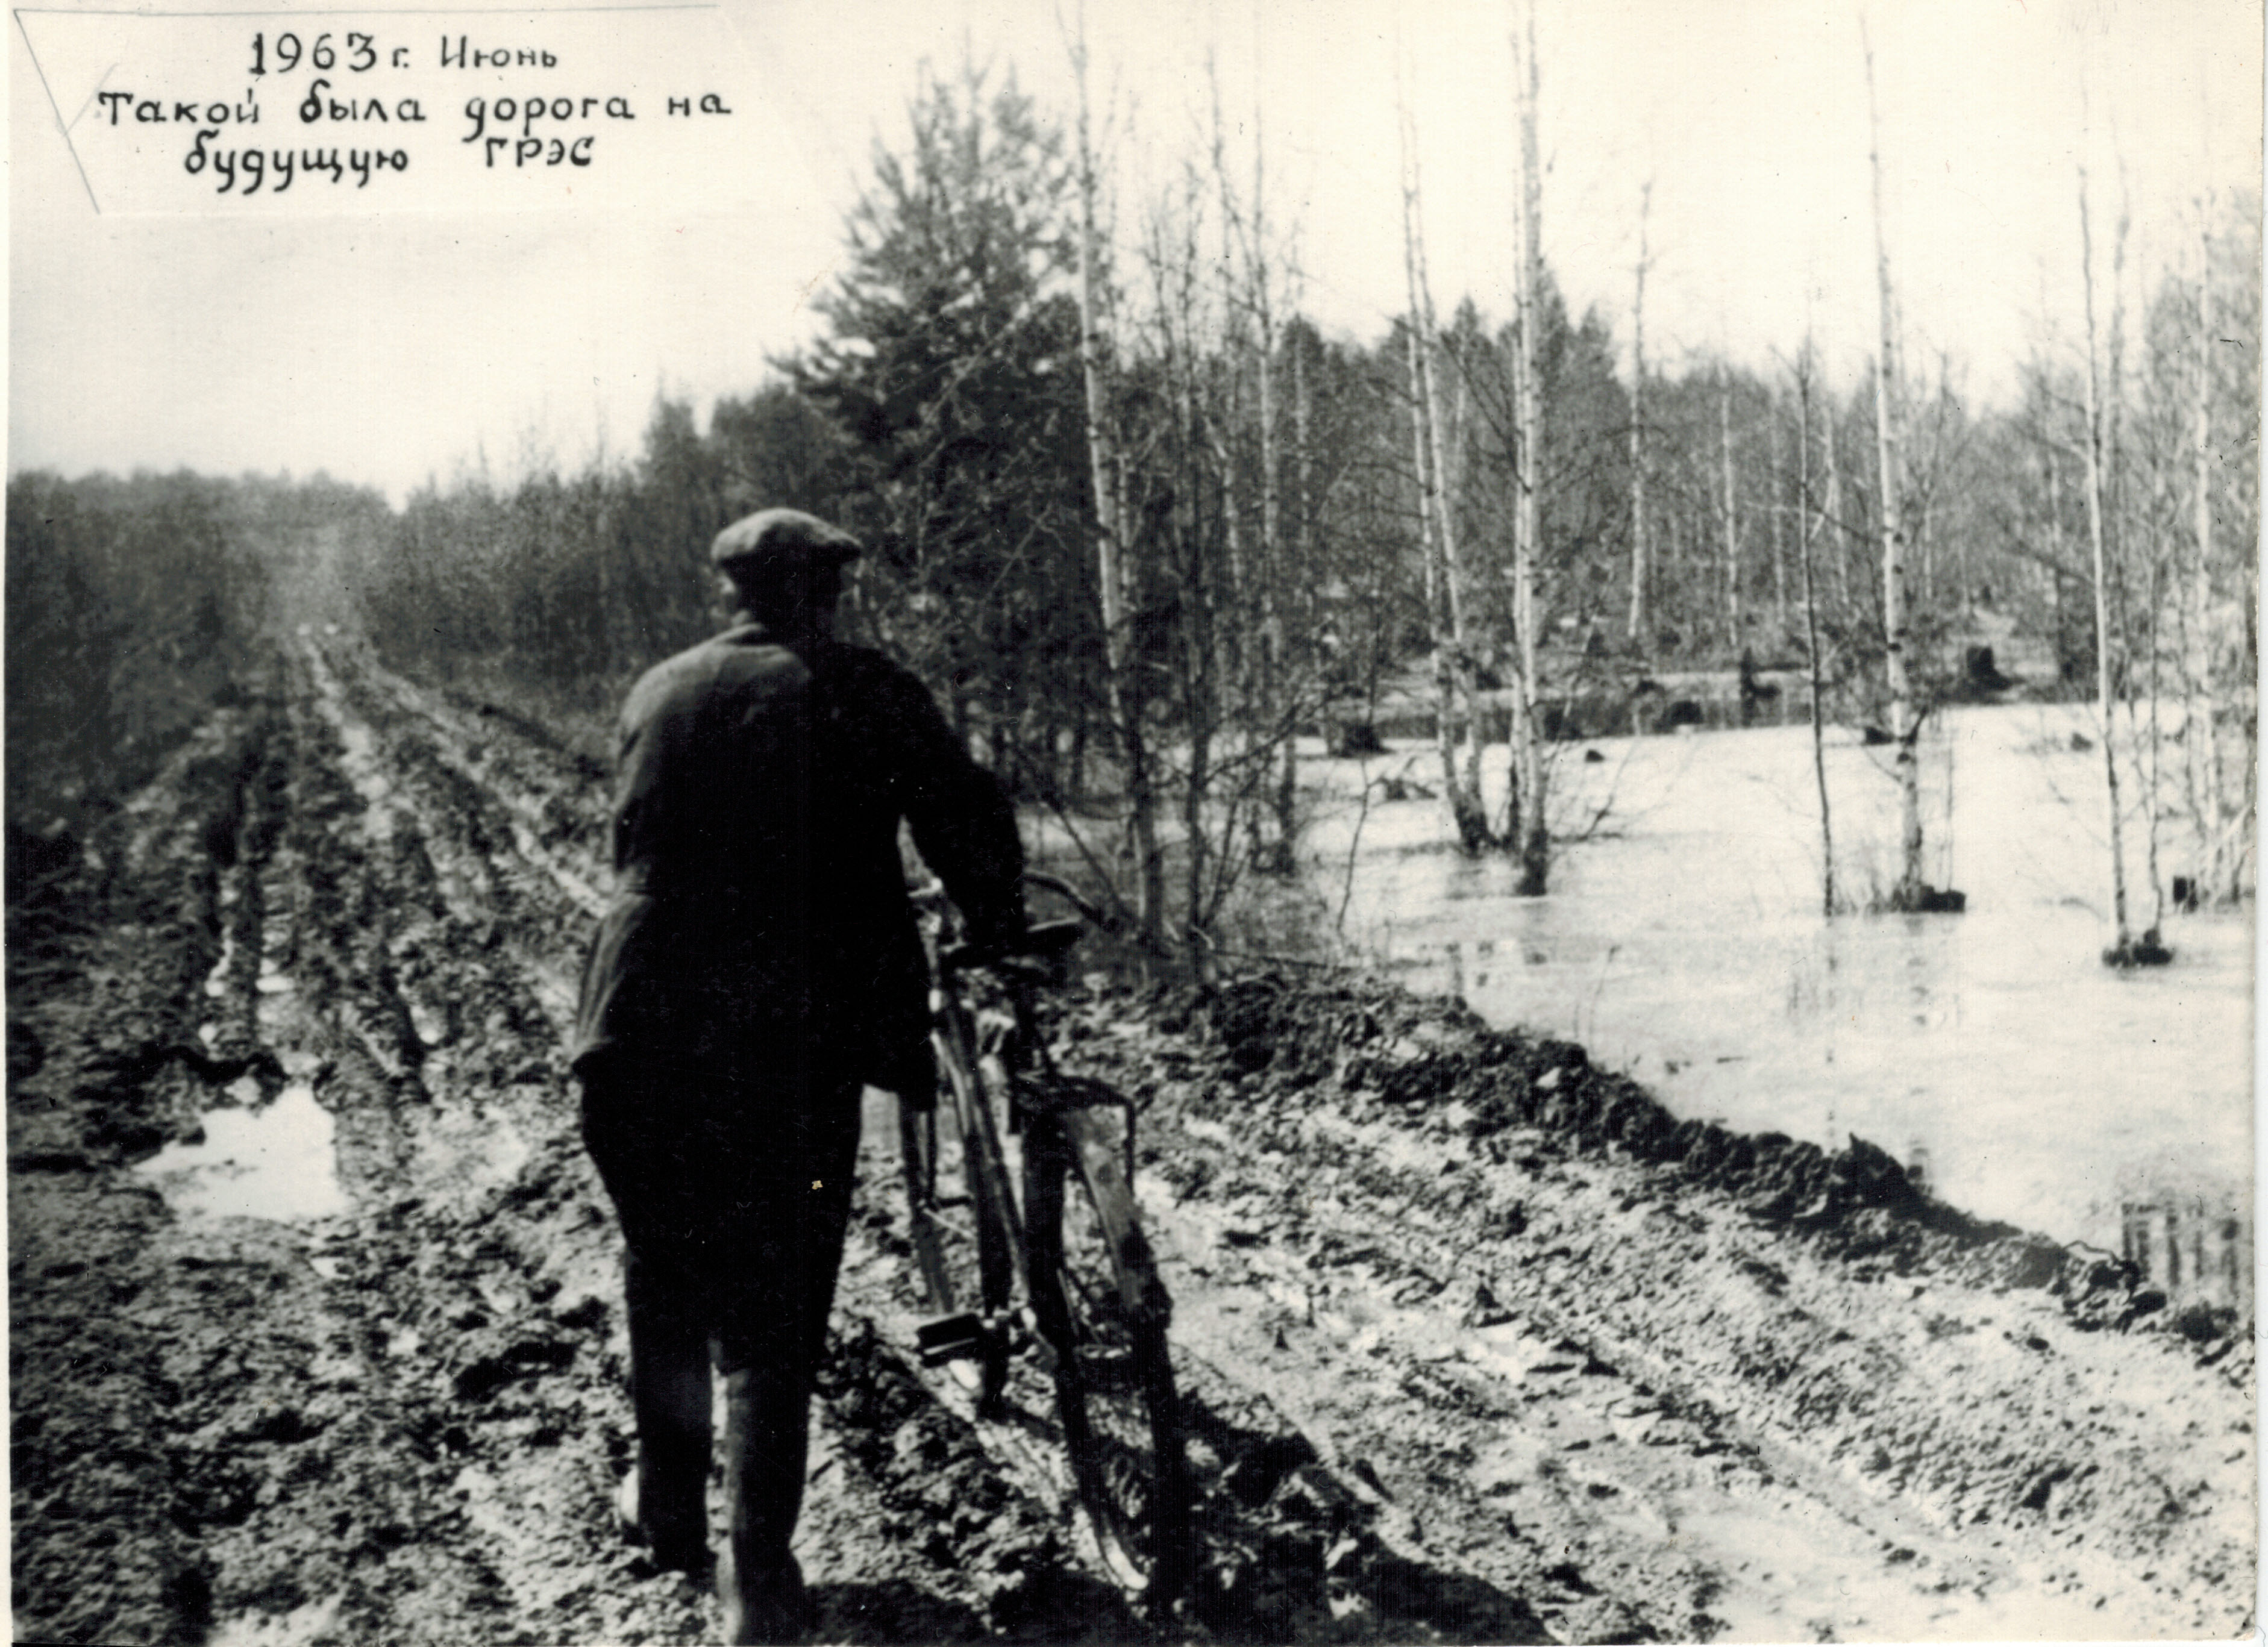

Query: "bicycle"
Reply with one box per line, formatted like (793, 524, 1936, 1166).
(897, 881, 1192, 1610)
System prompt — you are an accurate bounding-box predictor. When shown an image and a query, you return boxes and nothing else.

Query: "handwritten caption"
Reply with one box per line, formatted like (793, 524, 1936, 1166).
(20, 9, 759, 213)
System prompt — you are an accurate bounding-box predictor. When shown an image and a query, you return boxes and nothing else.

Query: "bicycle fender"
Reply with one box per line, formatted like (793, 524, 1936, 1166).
(1062, 1107, 1172, 1326)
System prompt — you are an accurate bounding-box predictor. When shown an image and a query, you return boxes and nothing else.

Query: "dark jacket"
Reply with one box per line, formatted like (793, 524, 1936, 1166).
(569, 620, 1024, 1095)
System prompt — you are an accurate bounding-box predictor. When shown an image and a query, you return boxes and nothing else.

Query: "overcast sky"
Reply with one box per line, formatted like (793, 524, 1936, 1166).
(9, 0, 2261, 503)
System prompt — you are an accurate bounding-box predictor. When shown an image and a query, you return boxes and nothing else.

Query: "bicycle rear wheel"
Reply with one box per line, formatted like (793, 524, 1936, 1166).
(1026, 1105, 1190, 1608)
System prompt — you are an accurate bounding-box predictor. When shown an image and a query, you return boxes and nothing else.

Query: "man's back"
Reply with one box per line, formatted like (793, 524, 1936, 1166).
(572, 620, 1020, 1092)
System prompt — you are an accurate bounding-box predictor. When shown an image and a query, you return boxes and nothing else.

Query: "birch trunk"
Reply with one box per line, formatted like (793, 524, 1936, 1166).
(1511, 0, 1547, 890)
(1799, 356, 1837, 915)
(1071, 10, 1164, 950)
(1175, 310, 1214, 970)
(2140, 542, 2169, 939)
(2185, 216, 2227, 901)
(1720, 381, 1742, 649)
(1824, 392, 1850, 615)
(1215, 371, 1247, 710)
(1864, 25, 1926, 905)
(2110, 188, 2168, 945)
(1769, 412, 1788, 636)
(1399, 82, 1494, 852)
(1253, 122, 1296, 870)
(1182, 460, 1213, 968)
(1453, 367, 1488, 814)
(2079, 163, 2134, 957)
(1626, 181, 1652, 647)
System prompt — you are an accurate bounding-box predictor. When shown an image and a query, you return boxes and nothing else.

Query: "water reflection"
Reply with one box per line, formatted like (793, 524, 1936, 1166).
(2119, 1189, 2254, 1311)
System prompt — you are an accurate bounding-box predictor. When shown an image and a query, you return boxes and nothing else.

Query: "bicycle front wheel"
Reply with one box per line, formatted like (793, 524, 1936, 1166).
(903, 1030, 1015, 1403)
(1026, 1105, 1190, 1607)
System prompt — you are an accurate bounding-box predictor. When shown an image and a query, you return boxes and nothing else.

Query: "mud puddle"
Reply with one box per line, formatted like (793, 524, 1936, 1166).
(133, 1081, 350, 1222)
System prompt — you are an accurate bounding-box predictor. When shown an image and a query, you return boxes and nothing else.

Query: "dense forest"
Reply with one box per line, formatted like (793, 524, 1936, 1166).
(5, 472, 386, 823)
(9, 61, 2258, 961)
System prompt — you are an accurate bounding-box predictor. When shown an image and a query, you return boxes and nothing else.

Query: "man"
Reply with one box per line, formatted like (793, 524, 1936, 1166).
(570, 507, 1026, 1643)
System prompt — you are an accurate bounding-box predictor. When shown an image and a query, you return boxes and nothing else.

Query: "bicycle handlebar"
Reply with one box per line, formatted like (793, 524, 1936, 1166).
(940, 917, 1083, 983)
(909, 874, 1088, 983)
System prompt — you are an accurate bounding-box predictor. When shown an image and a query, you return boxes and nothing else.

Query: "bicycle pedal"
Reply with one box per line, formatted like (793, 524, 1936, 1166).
(915, 1312, 988, 1366)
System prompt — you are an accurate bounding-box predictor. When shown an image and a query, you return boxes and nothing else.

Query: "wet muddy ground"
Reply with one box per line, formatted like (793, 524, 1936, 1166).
(8, 633, 2255, 1645)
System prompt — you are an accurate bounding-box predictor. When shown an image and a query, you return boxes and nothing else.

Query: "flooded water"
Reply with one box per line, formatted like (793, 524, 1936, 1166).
(135, 1080, 351, 1222)
(1253, 702, 2253, 1273)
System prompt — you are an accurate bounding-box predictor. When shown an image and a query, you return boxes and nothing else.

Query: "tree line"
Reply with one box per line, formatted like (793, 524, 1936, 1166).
(321, 60, 2257, 954)
(5, 470, 384, 830)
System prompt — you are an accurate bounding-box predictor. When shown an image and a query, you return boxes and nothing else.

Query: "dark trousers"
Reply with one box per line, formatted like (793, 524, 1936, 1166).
(580, 1058, 863, 1580)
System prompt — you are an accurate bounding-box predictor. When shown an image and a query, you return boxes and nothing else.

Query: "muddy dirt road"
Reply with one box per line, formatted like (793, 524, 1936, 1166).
(8, 632, 2254, 1645)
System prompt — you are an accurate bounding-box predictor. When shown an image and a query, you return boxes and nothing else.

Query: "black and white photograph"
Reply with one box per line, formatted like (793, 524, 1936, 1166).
(7, 0, 2260, 1641)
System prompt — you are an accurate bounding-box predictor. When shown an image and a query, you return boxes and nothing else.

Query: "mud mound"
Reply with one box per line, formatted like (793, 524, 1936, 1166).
(1199, 975, 2168, 1339)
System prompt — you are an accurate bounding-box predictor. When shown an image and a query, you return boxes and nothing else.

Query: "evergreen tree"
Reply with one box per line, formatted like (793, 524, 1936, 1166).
(787, 63, 1098, 785)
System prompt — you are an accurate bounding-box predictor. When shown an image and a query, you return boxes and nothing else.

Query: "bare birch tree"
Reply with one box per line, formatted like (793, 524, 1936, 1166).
(2077, 154, 2139, 963)
(1068, 2, 1165, 951)
(1509, 0, 1548, 891)
(1626, 180, 1653, 647)
(1133, 155, 1219, 965)
(1208, 57, 1300, 874)
(1862, 20, 1933, 909)
(1794, 345, 1839, 914)
(2182, 201, 2231, 902)
(1719, 377, 1743, 648)
(1397, 57, 1496, 852)
(2107, 173, 2172, 946)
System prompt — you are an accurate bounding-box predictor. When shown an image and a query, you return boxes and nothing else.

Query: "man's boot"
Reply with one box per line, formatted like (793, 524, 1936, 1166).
(718, 1542, 808, 1646)
(719, 1366, 813, 1643)
(622, 1257, 713, 1572)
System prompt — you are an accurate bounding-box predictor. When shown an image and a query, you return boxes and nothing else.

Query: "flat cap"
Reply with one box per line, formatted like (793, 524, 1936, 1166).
(710, 508, 863, 573)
